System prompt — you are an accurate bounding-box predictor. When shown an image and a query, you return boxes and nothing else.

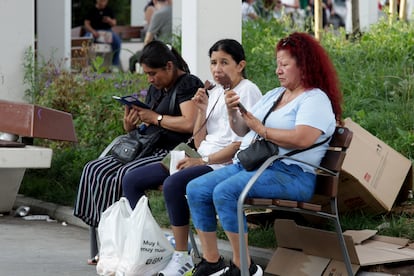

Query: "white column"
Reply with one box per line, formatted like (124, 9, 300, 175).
(359, 0, 378, 31)
(346, 0, 378, 33)
(0, 0, 34, 103)
(181, 0, 242, 81)
(37, 0, 71, 70)
(131, 0, 146, 26)
(172, 0, 182, 37)
(407, 0, 414, 21)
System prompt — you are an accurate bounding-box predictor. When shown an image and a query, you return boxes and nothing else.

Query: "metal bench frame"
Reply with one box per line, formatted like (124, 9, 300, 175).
(237, 126, 354, 276)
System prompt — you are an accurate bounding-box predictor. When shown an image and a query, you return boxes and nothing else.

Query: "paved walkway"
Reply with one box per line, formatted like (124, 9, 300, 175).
(0, 214, 96, 276)
(0, 195, 398, 276)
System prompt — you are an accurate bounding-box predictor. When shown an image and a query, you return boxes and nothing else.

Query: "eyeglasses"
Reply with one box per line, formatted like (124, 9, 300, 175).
(281, 37, 295, 47)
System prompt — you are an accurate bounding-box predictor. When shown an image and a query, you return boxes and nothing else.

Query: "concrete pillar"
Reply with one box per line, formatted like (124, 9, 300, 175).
(181, 0, 242, 81)
(0, 1, 34, 103)
(37, 0, 71, 70)
(346, 0, 378, 34)
(173, 0, 182, 37)
(131, 0, 146, 26)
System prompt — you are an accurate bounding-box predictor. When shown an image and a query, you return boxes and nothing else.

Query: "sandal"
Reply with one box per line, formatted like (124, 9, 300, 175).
(87, 255, 99, 265)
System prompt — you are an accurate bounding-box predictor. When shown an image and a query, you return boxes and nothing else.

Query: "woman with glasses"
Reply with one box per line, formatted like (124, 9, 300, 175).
(187, 32, 343, 276)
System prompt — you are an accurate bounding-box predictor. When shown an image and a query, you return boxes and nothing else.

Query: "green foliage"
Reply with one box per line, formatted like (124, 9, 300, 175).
(242, 18, 291, 93)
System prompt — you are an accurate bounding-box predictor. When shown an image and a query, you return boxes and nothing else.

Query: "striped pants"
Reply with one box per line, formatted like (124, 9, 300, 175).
(73, 149, 167, 227)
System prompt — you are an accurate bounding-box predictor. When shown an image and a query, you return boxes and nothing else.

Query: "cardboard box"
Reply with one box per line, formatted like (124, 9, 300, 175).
(265, 219, 414, 276)
(335, 118, 413, 214)
(0, 99, 77, 142)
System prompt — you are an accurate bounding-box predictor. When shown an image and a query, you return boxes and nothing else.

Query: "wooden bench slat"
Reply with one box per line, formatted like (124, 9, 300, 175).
(298, 202, 322, 212)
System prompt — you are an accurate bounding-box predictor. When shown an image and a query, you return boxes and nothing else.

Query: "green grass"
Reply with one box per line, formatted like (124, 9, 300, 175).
(20, 16, 414, 248)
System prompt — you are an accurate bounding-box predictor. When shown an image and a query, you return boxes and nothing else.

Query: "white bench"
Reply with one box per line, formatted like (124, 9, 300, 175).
(0, 100, 77, 214)
(0, 145, 52, 213)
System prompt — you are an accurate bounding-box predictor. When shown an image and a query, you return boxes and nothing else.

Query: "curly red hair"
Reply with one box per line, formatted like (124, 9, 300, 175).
(276, 32, 343, 124)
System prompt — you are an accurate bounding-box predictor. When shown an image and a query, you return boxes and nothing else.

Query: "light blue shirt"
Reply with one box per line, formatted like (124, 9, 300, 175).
(237, 87, 336, 173)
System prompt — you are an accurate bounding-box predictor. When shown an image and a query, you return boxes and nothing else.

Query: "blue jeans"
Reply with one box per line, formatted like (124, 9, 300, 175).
(186, 161, 316, 233)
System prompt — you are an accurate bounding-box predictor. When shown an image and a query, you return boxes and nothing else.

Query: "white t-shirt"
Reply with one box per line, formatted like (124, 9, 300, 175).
(237, 87, 336, 173)
(197, 79, 262, 169)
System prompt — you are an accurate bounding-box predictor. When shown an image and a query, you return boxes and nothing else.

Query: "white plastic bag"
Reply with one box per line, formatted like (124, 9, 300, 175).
(116, 196, 174, 276)
(97, 197, 133, 276)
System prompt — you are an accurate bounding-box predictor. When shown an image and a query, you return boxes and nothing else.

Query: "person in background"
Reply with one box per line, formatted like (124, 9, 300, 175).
(129, 0, 172, 72)
(187, 32, 343, 276)
(121, 38, 262, 276)
(144, 0, 172, 45)
(242, 0, 259, 22)
(141, 0, 155, 40)
(84, 0, 122, 69)
(74, 40, 203, 265)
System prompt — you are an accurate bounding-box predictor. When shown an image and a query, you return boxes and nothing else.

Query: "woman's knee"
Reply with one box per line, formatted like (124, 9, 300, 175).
(121, 168, 141, 194)
(163, 176, 177, 203)
(185, 179, 197, 200)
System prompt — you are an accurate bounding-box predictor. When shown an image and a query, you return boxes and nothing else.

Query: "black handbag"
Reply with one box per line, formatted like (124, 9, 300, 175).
(238, 138, 279, 171)
(111, 128, 164, 164)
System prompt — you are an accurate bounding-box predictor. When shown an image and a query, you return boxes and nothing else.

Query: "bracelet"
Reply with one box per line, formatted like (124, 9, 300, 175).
(262, 126, 268, 140)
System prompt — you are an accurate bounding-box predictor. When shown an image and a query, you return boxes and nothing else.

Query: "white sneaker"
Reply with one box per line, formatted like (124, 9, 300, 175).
(158, 251, 194, 276)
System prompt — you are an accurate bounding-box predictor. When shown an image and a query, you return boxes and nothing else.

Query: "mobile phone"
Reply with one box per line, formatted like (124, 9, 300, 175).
(112, 95, 150, 109)
(238, 102, 247, 114)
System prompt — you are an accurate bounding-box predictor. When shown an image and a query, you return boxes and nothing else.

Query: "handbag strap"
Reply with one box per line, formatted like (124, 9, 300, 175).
(262, 91, 285, 124)
(168, 76, 180, 114)
(284, 136, 330, 157)
(252, 91, 285, 142)
(185, 87, 222, 145)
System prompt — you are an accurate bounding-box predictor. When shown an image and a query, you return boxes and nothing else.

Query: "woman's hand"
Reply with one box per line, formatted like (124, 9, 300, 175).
(123, 106, 140, 132)
(240, 111, 264, 135)
(192, 88, 209, 113)
(132, 106, 159, 125)
(176, 157, 204, 170)
(224, 89, 240, 112)
(224, 90, 251, 136)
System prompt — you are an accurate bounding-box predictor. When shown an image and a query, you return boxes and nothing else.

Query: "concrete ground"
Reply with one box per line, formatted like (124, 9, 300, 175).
(0, 195, 407, 276)
(0, 214, 96, 276)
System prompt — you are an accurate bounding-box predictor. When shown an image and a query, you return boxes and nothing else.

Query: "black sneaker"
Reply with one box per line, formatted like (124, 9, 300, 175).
(192, 256, 227, 276)
(221, 259, 263, 276)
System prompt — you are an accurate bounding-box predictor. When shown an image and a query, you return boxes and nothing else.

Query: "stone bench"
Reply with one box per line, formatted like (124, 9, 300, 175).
(0, 100, 77, 213)
(0, 144, 53, 213)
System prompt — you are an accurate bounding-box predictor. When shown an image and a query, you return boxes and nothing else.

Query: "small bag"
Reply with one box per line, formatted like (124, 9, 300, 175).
(161, 142, 201, 171)
(110, 135, 141, 164)
(111, 128, 163, 164)
(237, 139, 279, 171)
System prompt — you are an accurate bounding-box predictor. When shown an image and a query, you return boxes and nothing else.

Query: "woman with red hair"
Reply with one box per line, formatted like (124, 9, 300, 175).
(186, 32, 342, 276)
